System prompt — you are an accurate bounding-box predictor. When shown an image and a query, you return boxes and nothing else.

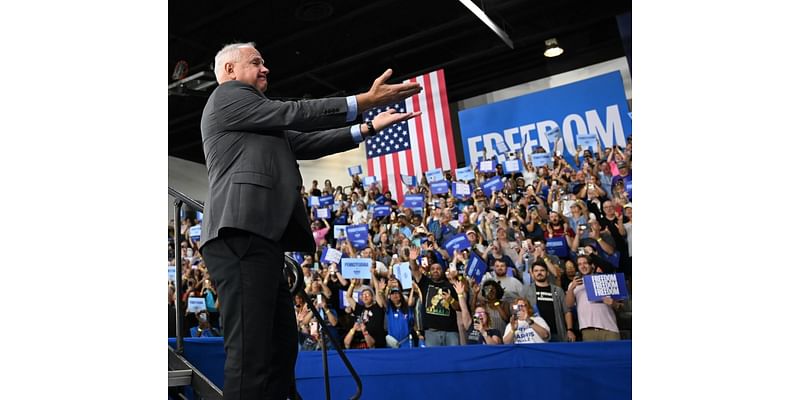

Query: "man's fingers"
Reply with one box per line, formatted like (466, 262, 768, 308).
(374, 68, 393, 86)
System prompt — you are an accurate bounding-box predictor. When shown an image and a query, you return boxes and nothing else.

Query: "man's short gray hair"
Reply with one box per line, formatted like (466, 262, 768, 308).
(214, 42, 256, 83)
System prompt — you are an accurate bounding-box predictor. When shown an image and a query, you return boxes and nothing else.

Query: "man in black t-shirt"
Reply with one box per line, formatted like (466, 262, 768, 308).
(409, 246, 460, 347)
(344, 283, 386, 348)
(523, 261, 575, 342)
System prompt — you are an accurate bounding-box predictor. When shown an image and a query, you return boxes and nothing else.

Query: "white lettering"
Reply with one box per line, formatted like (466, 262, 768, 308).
(586, 105, 625, 149)
(503, 127, 520, 152)
(482, 132, 505, 159)
(467, 136, 483, 165)
(535, 121, 559, 153)
(561, 114, 587, 155)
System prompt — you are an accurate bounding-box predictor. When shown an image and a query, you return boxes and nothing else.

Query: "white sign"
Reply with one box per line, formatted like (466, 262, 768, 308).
(316, 207, 330, 219)
(323, 248, 342, 264)
(168, 265, 176, 282)
(364, 176, 378, 185)
(478, 160, 494, 173)
(309, 196, 320, 207)
(189, 225, 202, 240)
(341, 258, 373, 279)
(394, 262, 413, 290)
(454, 181, 471, 197)
(333, 224, 348, 239)
(187, 296, 207, 313)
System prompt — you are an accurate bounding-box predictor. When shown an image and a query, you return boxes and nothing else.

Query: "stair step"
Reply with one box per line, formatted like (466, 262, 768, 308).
(168, 369, 192, 387)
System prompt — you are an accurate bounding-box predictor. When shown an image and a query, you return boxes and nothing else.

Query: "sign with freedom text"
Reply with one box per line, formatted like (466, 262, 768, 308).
(584, 273, 629, 302)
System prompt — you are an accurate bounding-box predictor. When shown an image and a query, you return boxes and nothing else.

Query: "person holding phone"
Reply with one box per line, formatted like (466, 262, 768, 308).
(565, 255, 622, 342)
(502, 298, 550, 344)
(454, 280, 502, 345)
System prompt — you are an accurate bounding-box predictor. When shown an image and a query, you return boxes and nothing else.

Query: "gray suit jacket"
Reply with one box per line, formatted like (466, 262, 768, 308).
(199, 80, 359, 252)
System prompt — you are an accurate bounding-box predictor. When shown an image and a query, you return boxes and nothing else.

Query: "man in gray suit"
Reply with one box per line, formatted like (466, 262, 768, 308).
(199, 42, 422, 399)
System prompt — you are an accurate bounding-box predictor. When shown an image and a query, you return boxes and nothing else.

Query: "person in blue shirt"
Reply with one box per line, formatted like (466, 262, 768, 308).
(375, 277, 415, 348)
(190, 311, 221, 338)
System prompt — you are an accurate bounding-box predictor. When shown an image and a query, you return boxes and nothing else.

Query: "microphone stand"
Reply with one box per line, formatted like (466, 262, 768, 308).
(284, 255, 362, 400)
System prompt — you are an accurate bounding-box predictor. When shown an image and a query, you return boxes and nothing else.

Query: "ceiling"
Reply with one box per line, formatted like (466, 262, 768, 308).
(169, 0, 631, 164)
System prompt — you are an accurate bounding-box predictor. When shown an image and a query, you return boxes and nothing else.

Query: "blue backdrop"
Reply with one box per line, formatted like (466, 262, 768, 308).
(458, 72, 632, 167)
(169, 338, 631, 400)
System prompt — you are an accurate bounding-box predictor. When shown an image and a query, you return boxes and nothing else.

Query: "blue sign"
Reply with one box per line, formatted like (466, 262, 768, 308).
(546, 126, 562, 144)
(341, 258, 373, 279)
(452, 182, 471, 198)
(545, 237, 569, 258)
(401, 175, 417, 187)
(315, 207, 330, 219)
(431, 180, 449, 195)
(168, 264, 176, 282)
(455, 166, 475, 182)
(375, 194, 386, 204)
(319, 195, 334, 207)
(425, 168, 445, 183)
(458, 72, 632, 167)
(394, 262, 413, 290)
(403, 194, 424, 209)
(345, 224, 370, 250)
(502, 159, 522, 174)
(480, 176, 503, 195)
(478, 160, 496, 173)
(339, 289, 364, 309)
(465, 252, 488, 283)
(348, 165, 363, 176)
(189, 225, 202, 241)
(531, 153, 552, 168)
(584, 273, 629, 302)
(373, 205, 391, 218)
(444, 233, 470, 256)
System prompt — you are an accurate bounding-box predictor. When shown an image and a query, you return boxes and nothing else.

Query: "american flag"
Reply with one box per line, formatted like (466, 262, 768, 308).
(363, 69, 457, 203)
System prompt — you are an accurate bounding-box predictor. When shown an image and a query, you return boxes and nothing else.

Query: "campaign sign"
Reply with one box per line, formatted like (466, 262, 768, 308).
(459, 72, 632, 167)
(444, 233, 470, 256)
(373, 205, 391, 218)
(502, 159, 522, 174)
(403, 194, 424, 209)
(495, 140, 510, 154)
(478, 160, 495, 173)
(319, 195, 334, 207)
(187, 297, 207, 313)
(340, 289, 364, 309)
(425, 168, 445, 183)
(196, 211, 203, 222)
(168, 264, 176, 283)
(341, 258, 373, 279)
(315, 207, 330, 219)
(375, 194, 386, 204)
(531, 153, 552, 168)
(322, 247, 343, 264)
(308, 196, 321, 207)
(363, 176, 378, 186)
(345, 224, 370, 250)
(401, 175, 417, 187)
(348, 165, 363, 176)
(465, 252, 488, 283)
(455, 166, 475, 182)
(394, 262, 413, 290)
(480, 176, 504, 196)
(189, 225, 202, 241)
(576, 135, 599, 153)
(333, 224, 349, 239)
(431, 180, 449, 195)
(546, 126, 562, 144)
(453, 182, 472, 198)
(584, 273, 629, 302)
(545, 237, 569, 258)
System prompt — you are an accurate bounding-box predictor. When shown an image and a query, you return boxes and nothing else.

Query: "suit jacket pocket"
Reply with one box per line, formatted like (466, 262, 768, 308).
(232, 171, 274, 189)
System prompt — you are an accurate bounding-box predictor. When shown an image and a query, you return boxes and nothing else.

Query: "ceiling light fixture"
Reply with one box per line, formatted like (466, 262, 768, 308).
(544, 38, 564, 57)
(458, 0, 514, 49)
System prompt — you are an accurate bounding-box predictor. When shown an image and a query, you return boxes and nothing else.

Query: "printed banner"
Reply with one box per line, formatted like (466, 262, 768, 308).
(187, 297, 207, 313)
(584, 273, 629, 302)
(322, 247, 343, 264)
(373, 205, 391, 218)
(341, 258, 373, 279)
(189, 225, 202, 241)
(459, 72, 632, 167)
(315, 207, 330, 219)
(444, 233, 470, 256)
(480, 176, 504, 195)
(453, 182, 471, 198)
(455, 166, 475, 182)
(431, 180, 449, 195)
(345, 224, 370, 250)
(348, 165, 363, 176)
(425, 168, 445, 183)
(465, 252, 488, 283)
(403, 194, 424, 209)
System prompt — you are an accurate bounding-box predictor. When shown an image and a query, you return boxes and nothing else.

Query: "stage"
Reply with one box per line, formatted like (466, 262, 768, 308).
(168, 338, 631, 399)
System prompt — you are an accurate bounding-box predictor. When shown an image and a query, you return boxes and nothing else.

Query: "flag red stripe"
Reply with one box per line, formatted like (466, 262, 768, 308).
(392, 151, 402, 201)
(410, 77, 428, 174)
(423, 73, 443, 170)
(437, 69, 458, 170)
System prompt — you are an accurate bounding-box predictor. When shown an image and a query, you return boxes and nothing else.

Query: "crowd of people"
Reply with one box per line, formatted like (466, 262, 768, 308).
(168, 139, 633, 350)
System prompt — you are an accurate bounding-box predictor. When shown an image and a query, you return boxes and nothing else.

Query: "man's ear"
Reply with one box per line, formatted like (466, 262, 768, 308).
(225, 62, 235, 76)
